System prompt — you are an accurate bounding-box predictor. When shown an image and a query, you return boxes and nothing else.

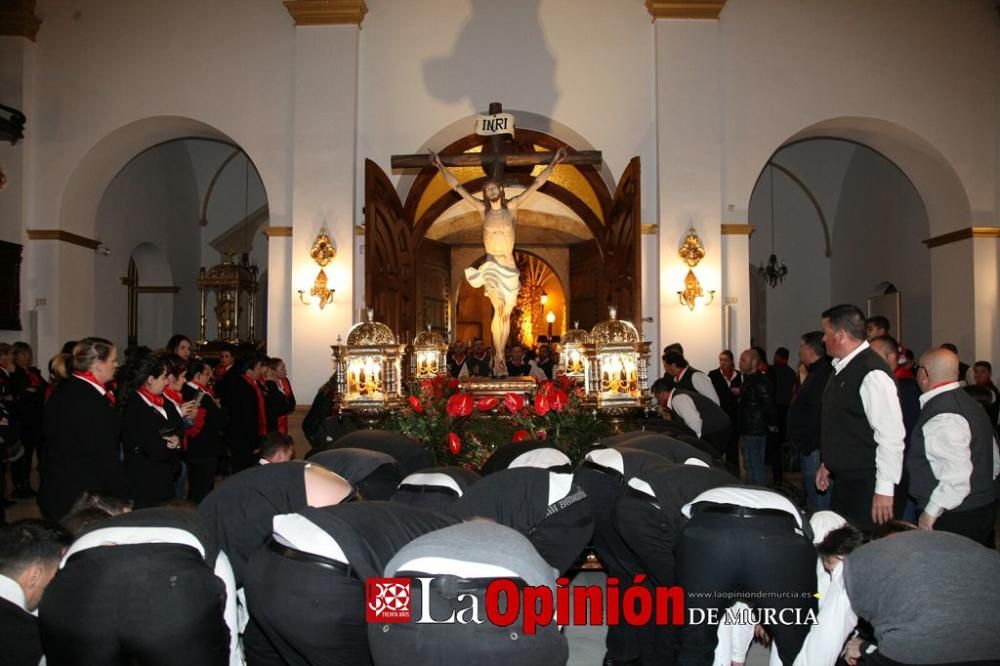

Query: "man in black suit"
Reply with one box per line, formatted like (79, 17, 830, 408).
(0, 519, 72, 666)
(787, 331, 833, 511)
(708, 350, 742, 473)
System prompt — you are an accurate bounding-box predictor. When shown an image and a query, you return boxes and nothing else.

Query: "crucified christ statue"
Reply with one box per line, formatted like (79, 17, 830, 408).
(431, 146, 568, 377)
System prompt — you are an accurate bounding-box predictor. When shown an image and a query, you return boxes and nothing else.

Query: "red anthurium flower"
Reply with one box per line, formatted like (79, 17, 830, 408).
(448, 432, 462, 455)
(548, 388, 568, 413)
(407, 395, 424, 413)
(504, 392, 524, 414)
(448, 378, 460, 391)
(446, 393, 474, 417)
(512, 429, 531, 443)
(420, 379, 434, 395)
(534, 392, 550, 417)
(559, 374, 574, 391)
(535, 429, 548, 441)
(476, 396, 499, 412)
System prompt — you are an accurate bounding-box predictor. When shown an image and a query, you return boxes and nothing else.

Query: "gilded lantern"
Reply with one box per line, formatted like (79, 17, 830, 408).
(331, 309, 406, 423)
(411, 326, 448, 380)
(588, 307, 651, 414)
(559, 321, 591, 386)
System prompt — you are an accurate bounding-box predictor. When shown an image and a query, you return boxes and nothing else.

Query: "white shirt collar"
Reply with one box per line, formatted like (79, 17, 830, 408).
(0, 573, 27, 612)
(919, 381, 962, 407)
(832, 340, 870, 374)
(73, 373, 107, 396)
(137, 390, 168, 418)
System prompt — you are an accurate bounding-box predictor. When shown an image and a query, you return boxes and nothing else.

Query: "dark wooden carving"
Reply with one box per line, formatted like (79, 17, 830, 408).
(0, 241, 22, 330)
(364, 159, 415, 342)
(415, 238, 450, 335)
(569, 239, 603, 331)
(603, 157, 641, 324)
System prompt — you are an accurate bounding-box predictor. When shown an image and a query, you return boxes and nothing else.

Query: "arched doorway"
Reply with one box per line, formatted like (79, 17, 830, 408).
(747, 137, 931, 355)
(363, 122, 641, 346)
(91, 137, 268, 353)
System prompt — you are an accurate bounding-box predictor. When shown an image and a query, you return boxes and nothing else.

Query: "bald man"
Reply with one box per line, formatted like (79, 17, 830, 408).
(909, 347, 1000, 546)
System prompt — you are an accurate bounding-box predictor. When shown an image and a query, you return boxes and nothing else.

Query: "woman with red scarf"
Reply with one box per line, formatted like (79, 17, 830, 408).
(10, 342, 48, 498)
(40, 337, 128, 520)
(162, 354, 198, 499)
(225, 353, 269, 474)
(118, 352, 185, 508)
(264, 357, 295, 434)
(182, 358, 228, 502)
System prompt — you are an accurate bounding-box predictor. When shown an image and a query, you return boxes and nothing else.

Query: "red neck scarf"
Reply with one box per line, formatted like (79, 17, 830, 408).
(163, 387, 183, 405)
(721, 368, 735, 382)
(73, 371, 115, 405)
(137, 386, 165, 407)
(25, 367, 43, 388)
(277, 377, 291, 397)
(189, 380, 215, 398)
(242, 374, 267, 435)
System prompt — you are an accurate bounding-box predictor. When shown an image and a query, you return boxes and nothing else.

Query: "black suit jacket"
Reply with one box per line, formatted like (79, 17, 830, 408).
(122, 396, 183, 508)
(39, 377, 128, 520)
(0, 596, 42, 666)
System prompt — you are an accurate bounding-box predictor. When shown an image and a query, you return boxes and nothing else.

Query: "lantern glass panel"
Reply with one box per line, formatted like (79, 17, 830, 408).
(346, 355, 385, 400)
(598, 352, 640, 398)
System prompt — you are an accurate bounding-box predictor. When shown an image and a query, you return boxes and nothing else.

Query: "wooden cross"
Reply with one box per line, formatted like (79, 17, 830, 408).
(390, 102, 602, 183)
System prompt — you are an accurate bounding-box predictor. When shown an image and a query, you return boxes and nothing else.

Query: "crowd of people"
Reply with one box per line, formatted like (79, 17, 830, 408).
(446, 337, 558, 380)
(0, 302, 998, 665)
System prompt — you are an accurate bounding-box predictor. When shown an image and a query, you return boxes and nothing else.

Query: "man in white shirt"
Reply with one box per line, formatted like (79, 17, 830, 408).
(909, 347, 1000, 547)
(816, 304, 905, 532)
(663, 351, 721, 405)
(0, 519, 71, 666)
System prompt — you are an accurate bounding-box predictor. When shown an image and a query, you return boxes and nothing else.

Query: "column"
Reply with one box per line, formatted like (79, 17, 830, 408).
(285, 0, 365, 396)
(652, 4, 725, 371)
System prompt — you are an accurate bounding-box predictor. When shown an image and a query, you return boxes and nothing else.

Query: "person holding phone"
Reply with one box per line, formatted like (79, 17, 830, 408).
(118, 352, 185, 508)
(183, 359, 228, 502)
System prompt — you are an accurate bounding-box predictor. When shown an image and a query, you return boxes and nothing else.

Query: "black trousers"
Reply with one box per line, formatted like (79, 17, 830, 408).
(11, 424, 42, 490)
(574, 467, 652, 663)
(831, 471, 877, 533)
(39, 543, 229, 666)
(244, 544, 369, 666)
(526, 495, 594, 576)
(674, 510, 817, 666)
(768, 406, 788, 484)
(613, 492, 685, 665)
(187, 457, 219, 503)
(701, 426, 731, 464)
(369, 574, 567, 666)
(932, 503, 996, 549)
(356, 464, 403, 501)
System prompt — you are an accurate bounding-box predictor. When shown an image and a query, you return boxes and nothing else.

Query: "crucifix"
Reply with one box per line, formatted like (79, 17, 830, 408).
(390, 102, 602, 377)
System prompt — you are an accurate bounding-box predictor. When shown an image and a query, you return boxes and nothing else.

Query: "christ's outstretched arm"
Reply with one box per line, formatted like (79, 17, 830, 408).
(508, 146, 568, 208)
(430, 151, 482, 210)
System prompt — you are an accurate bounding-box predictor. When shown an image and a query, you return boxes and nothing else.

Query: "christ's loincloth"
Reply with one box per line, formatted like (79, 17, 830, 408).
(465, 259, 520, 309)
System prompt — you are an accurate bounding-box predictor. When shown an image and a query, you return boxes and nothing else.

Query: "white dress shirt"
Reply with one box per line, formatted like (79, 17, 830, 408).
(679, 367, 721, 405)
(63, 526, 242, 666)
(831, 341, 906, 496)
(667, 390, 703, 437)
(0, 573, 27, 613)
(917, 382, 1000, 517)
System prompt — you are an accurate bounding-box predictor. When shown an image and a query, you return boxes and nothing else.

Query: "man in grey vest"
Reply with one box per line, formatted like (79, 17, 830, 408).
(816, 304, 905, 532)
(652, 378, 731, 456)
(909, 347, 999, 547)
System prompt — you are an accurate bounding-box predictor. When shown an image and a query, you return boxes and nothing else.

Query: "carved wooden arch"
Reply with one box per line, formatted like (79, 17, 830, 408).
(403, 128, 614, 243)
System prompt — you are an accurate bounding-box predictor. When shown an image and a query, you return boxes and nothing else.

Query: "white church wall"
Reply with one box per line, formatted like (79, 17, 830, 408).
(27, 0, 296, 362)
(93, 141, 203, 352)
(720, 0, 996, 234)
(748, 168, 831, 358)
(829, 146, 931, 356)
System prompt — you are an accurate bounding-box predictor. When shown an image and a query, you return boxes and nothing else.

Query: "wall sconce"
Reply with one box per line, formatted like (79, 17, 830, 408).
(299, 231, 337, 309)
(676, 227, 715, 311)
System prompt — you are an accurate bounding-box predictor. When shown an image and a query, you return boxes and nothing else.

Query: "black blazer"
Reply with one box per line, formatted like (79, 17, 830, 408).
(707, 368, 742, 418)
(224, 376, 265, 467)
(122, 394, 183, 508)
(0, 597, 42, 666)
(263, 380, 292, 433)
(10, 366, 47, 430)
(39, 377, 128, 520)
(182, 384, 228, 462)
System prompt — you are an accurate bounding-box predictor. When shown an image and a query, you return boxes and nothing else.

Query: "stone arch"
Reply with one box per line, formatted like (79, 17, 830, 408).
(780, 116, 971, 238)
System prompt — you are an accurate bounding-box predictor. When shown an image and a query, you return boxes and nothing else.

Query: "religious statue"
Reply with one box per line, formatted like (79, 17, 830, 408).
(431, 146, 568, 376)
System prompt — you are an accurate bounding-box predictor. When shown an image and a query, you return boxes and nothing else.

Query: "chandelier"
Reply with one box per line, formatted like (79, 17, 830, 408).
(758, 163, 788, 288)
